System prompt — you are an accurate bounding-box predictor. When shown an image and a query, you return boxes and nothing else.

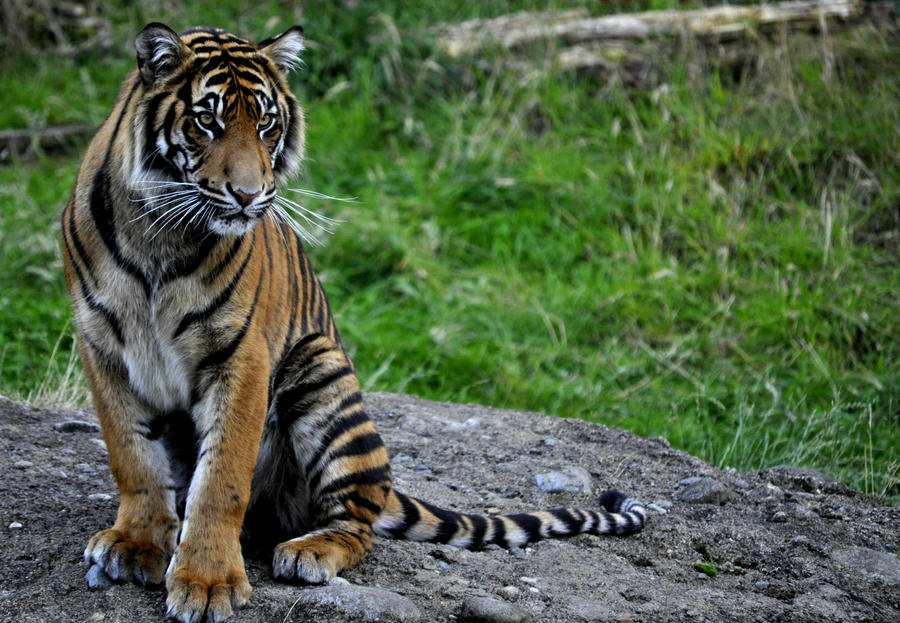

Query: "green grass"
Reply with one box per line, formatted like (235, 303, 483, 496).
(0, 2, 897, 500)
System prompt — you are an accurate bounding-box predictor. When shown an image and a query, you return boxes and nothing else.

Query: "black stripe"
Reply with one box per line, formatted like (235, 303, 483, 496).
(489, 516, 508, 549)
(304, 410, 373, 495)
(89, 168, 152, 299)
(63, 236, 125, 344)
(548, 508, 581, 536)
(386, 492, 420, 538)
(313, 464, 391, 500)
(173, 241, 253, 338)
(271, 332, 325, 391)
(65, 198, 93, 276)
(326, 431, 384, 462)
(203, 237, 244, 285)
(506, 512, 541, 543)
(339, 490, 385, 517)
(417, 498, 462, 545)
(195, 264, 264, 373)
(467, 514, 488, 547)
(274, 364, 354, 433)
(158, 235, 220, 287)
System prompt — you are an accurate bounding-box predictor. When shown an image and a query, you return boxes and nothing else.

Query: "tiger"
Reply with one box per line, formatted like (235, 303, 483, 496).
(60, 23, 647, 623)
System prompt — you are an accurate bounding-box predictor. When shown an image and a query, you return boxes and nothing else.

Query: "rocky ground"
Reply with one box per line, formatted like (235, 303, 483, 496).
(0, 392, 897, 622)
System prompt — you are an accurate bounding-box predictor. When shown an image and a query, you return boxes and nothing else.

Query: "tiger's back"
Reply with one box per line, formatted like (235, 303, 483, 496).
(62, 23, 646, 623)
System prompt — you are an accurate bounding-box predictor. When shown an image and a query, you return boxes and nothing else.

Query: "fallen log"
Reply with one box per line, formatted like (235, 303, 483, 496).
(436, 0, 869, 58)
(0, 124, 94, 161)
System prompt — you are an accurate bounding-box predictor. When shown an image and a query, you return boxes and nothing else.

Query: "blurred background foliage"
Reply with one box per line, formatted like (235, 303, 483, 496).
(0, 1, 897, 500)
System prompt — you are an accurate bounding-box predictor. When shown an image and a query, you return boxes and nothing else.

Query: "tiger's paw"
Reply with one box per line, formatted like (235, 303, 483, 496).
(272, 536, 345, 584)
(165, 549, 251, 623)
(84, 528, 169, 586)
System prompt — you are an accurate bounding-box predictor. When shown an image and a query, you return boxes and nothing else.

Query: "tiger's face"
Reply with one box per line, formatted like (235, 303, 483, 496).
(131, 24, 305, 237)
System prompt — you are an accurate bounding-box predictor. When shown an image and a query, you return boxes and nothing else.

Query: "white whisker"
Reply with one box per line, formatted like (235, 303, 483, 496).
(285, 187, 356, 203)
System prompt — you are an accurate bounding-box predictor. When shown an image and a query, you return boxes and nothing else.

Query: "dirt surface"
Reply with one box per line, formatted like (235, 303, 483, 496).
(1, 392, 897, 622)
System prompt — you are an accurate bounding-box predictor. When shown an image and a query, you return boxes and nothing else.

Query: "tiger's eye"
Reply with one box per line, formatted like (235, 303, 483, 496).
(258, 113, 274, 128)
(198, 112, 215, 126)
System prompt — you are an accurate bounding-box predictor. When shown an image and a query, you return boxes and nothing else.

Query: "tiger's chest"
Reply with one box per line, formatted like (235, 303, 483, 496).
(77, 268, 213, 412)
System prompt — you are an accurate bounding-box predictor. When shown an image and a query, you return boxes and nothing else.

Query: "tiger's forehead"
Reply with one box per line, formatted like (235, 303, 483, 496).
(176, 28, 276, 113)
(179, 27, 258, 54)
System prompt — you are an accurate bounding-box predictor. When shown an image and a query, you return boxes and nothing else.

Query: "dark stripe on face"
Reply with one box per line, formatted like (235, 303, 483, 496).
(173, 240, 254, 338)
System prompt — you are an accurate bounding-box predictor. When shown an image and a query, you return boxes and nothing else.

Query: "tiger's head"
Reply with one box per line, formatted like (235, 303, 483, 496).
(131, 23, 305, 237)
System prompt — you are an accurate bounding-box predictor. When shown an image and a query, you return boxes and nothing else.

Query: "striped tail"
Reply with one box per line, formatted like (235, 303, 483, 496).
(373, 488, 646, 550)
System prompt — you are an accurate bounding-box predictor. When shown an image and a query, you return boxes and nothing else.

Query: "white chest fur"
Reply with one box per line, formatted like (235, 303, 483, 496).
(121, 304, 193, 412)
(76, 266, 204, 413)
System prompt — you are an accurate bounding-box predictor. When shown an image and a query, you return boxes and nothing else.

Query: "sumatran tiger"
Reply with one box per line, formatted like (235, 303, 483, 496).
(61, 23, 647, 623)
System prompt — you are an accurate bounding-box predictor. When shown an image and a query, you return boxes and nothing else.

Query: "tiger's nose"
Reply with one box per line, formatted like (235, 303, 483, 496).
(227, 183, 262, 207)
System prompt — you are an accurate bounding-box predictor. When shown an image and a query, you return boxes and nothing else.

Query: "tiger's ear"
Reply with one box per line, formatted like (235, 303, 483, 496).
(135, 23, 187, 84)
(258, 26, 305, 74)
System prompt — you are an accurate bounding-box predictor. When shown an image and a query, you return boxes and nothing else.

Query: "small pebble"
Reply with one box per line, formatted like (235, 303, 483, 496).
(88, 493, 112, 502)
(534, 466, 592, 495)
(13, 460, 34, 469)
(90, 438, 107, 452)
(769, 511, 788, 523)
(459, 595, 531, 623)
(754, 581, 770, 591)
(498, 586, 520, 600)
(519, 576, 538, 585)
(675, 476, 732, 505)
(328, 576, 350, 586)
(9, 522, 23, 529)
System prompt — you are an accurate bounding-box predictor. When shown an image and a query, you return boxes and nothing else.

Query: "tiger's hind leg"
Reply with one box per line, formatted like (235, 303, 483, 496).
(248, 334, 390, 583)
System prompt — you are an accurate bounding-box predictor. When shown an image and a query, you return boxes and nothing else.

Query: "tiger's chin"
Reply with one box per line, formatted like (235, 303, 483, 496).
(208, 210, 266, 237)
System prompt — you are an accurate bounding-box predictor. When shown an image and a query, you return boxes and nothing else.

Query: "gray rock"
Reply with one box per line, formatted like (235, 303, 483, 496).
(534, 466, 592, 494)
(832, 546, 900, 583)
(675, 476, 733, 504)
(763, 465, 851, 495)
(54, 420, 101, 433)
(289, 584, 422, 622)
(13, 460, 33, 469)
(459, 595, 532, 623)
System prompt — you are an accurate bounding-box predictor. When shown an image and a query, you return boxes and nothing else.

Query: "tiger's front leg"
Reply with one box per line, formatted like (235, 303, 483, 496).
(164, 347, 270, 623)
(81, 344, 179, 587)
(257, 335, 391, 584)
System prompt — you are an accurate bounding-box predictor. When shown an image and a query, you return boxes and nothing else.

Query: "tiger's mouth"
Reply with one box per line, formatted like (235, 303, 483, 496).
(208, 203, 270, 236)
